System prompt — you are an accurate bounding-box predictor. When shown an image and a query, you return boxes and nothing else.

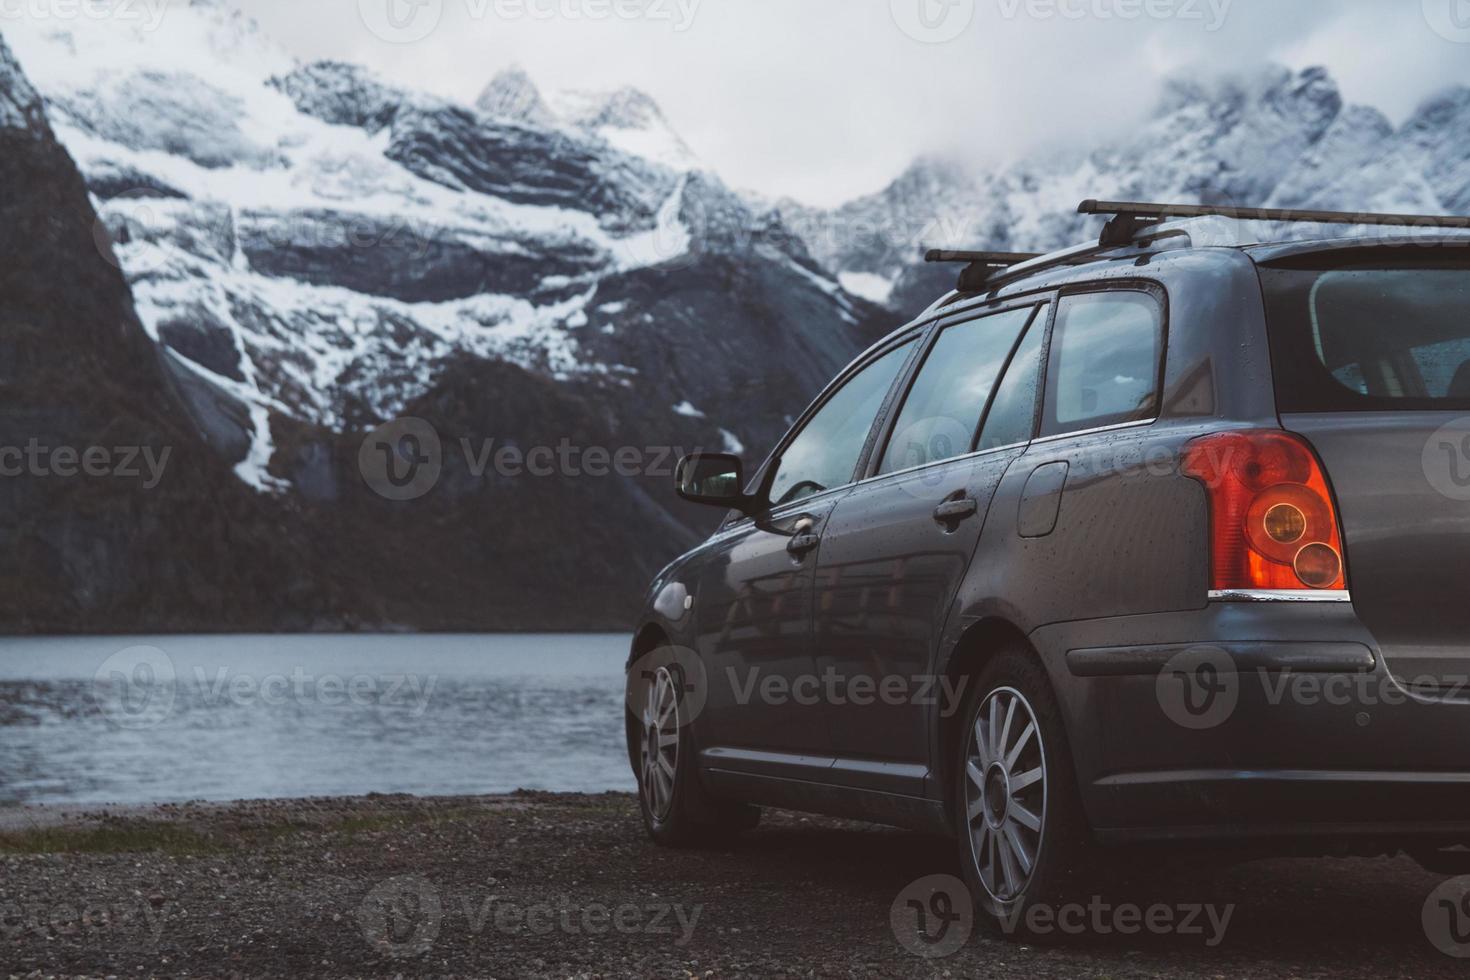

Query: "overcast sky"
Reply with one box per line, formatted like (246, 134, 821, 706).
(243, 0, 1470, 206)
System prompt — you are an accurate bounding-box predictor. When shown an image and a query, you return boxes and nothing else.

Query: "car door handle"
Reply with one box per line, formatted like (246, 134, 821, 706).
(933, 497, 979, 523)
(787, 532, 821, 556)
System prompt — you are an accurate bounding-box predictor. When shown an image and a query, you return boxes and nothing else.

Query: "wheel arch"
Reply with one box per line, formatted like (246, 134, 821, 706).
(626, 622, 672, 773)
(935, 617, 1066, 819)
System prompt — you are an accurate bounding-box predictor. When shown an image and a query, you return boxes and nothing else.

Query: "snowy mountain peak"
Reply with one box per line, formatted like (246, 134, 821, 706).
(555, 85, 661, 130)
(551, 84, 697, 169)
(475, 66, 554, 125)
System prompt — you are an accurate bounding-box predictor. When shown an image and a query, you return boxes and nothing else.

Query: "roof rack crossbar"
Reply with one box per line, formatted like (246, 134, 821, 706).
(1079, 199, 1470, 234)
(924, 249, 1043, 266)
(954, 241, 1116, 294)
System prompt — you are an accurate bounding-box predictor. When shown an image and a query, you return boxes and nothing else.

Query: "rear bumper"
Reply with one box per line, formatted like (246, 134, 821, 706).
(1033, 599, 1470, 844)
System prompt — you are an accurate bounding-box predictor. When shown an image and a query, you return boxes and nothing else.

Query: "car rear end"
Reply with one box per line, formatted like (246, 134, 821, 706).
(1050, 241, 1470, 856)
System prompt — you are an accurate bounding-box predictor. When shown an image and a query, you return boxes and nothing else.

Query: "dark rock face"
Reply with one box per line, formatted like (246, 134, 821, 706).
(156, 305, 245, 382)
(86, 163, 189, 202)
(236, 209, 609, 303)
(0, 35, 332, 631)
(385, 104, 670, 226)
(269, 61, 404, 133)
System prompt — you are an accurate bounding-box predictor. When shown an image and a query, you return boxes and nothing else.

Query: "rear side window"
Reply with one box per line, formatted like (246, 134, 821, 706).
(878, 306, 1036, 474)
(1260, 260, 1470, 411)
(979, 305, 1048, 450)
(1041, 291, 1164, 437)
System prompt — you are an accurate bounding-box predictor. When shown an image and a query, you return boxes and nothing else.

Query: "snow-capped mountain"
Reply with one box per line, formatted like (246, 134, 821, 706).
(0, 1, 887, 631)
(789, 65, 1470, 311)
(3, 1, 879, 500)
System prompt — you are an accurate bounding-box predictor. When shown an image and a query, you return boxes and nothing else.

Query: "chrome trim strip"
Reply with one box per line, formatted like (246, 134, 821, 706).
(853, 440, 1030, 488)
(1029, 417, 1159, 446)
(1208, 589, 1352, 603)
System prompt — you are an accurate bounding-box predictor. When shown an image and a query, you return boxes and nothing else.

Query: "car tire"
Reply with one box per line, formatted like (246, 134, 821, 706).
(632, 651, 761, 848)
(952, 645, 1096, 939)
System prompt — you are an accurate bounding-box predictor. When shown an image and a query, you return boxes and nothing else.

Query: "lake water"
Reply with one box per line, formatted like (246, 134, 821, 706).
(0, 634, 635, 806)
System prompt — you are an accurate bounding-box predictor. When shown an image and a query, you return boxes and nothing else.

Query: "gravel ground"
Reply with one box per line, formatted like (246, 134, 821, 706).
(0, 792, 1463, 978)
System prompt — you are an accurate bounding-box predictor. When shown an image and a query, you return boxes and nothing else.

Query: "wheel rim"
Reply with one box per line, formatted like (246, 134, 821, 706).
(640, 667, 680, 820)
(964, 686, 1047, 903)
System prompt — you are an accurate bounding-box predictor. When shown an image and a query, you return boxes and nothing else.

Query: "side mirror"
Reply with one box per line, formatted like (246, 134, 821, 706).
(675, 452, 753, 513)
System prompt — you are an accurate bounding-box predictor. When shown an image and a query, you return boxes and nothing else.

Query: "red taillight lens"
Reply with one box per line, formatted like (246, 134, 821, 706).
(1180, 430, 1347, 592)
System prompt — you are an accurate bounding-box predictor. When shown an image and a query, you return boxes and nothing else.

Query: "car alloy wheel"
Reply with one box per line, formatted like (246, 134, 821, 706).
(964, 686, 1048, 903)
(640, 666, 681, 821)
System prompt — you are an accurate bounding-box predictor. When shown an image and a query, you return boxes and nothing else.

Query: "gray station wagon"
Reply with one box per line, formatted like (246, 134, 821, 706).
(626, 199, 1470, 932)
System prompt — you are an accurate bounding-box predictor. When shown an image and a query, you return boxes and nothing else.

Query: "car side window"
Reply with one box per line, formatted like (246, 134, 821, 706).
(767, 340, 915, 507)
(1041, 291, 1163, 437)
(878, 307, 1036, 475)
(977, 304, 1048, 451)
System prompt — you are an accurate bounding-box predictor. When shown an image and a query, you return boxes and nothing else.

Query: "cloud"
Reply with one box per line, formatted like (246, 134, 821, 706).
(243, 0, 1470, 206)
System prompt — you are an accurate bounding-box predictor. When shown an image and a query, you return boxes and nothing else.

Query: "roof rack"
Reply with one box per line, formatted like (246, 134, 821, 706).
(923, 199, 1470, 298)
(923, 250, 1048, 293)
(1079, 199, 1470, 247)
(924, 241, 1126, 294)
(924, 249, 1042, 266)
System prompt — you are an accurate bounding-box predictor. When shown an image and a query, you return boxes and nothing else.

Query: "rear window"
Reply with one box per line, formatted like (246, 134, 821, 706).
(1260, 257, 1470, 412)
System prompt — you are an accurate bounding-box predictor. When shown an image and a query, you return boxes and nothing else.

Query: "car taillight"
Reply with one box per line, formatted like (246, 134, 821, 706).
(1180, 430, 1347, 593)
